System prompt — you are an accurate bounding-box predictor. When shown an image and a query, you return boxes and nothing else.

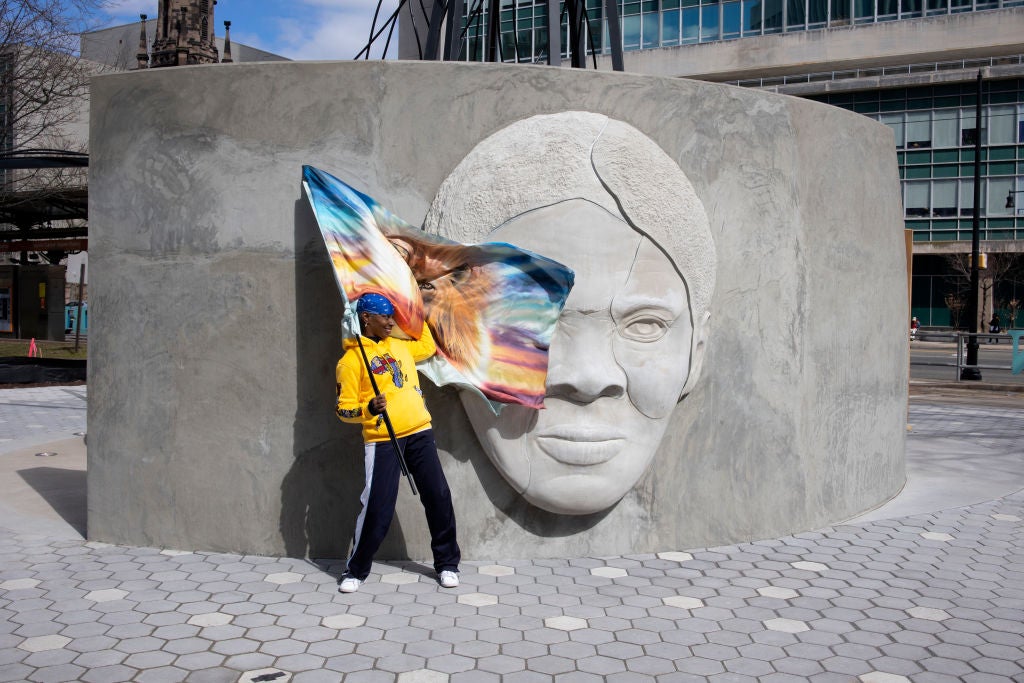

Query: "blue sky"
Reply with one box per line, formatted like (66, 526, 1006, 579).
(99, 0, 400, 60)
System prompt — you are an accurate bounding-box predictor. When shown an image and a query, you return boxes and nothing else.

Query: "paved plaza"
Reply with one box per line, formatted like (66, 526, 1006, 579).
(0, 384, 1022, 682)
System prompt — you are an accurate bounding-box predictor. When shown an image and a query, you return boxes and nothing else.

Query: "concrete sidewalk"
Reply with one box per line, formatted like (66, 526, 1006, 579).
(1, 385, 1022, 683)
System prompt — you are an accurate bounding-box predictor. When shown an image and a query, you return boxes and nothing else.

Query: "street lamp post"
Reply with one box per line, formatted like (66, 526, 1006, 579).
(961, 69, 983, 381)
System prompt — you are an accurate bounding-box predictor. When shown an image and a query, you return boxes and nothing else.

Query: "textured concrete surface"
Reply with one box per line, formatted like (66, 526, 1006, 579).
(2, 385, 1023, 682)
(88, 61, 907, 558)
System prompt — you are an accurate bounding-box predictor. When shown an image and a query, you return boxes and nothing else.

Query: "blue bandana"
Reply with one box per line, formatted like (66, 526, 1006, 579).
(356, 292, 395, 316)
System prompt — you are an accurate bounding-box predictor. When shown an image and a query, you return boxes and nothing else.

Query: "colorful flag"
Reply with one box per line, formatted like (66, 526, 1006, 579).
(302, 166, 574, 409)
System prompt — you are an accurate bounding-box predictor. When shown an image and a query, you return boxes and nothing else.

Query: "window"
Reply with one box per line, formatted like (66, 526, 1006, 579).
(932, 110, 958, 148)
(880, 113, 905, 148)
(932, 180, 956, 217)
(642, 12, 660, 46)
(959, 179, 975, 215)
(722, 1, 741, 37)
(988, 105, 1015, 145)
(905, 181, 930, 217)
(662, 9, 681, 43)
(906, 111, 930, 148)
(700, 4, 719, 41)
(682, 6, 700, 41)
(786, 0, 806, 28)
(744, 0, 764, 32)
(763, 0, 783, 29)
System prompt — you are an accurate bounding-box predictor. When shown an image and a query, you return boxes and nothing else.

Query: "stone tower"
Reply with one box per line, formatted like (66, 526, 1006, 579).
(149, 0, 219, 67)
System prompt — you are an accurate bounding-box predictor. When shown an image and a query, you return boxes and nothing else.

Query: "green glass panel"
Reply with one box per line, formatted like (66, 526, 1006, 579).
(933, 150, 957, 163)
(959, 164, 976, 176)
(932, 96, 959, 109)
(878, 100, 903, 113)
(961, 150, 975, 162)
(905, 166, 931, 179)
(912, 232, 932, 242)
(931, 231, 957, 241)
(642, 0, 658, 10)
(624, 1, 641, 12)
(663, 0, 681, 7)
(681, 0, 700, 6)
(906, 99, 933, 110)
(906, 220, 930, 230)
(988, 162, 1015, 175)
(989, 218, 1014, 228)
(932, 165, 958, 178)
(878, 89, 905, 101)
(899, 168, 905, 179)
(987, 230, 1013, 240)
(989, 147, 1015, 161)
(905, 151, 930, 164)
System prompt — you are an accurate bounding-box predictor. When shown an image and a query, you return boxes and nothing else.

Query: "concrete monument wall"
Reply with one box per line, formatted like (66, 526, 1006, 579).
(88, 61, 907, 559)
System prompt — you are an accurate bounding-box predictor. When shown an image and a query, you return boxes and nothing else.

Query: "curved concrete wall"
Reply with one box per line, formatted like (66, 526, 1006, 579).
(88, 61, 907, 559)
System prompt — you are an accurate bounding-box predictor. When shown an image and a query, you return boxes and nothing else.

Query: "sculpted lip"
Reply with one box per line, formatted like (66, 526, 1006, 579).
(535, 426, 626, 466)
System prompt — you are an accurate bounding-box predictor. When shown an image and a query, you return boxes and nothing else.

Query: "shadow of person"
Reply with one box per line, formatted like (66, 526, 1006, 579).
(280, 196, 410, 564)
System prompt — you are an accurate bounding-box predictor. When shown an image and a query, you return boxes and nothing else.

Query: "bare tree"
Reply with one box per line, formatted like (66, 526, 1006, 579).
(944, 252, 1021, 331)
(0, 0, 108, 209)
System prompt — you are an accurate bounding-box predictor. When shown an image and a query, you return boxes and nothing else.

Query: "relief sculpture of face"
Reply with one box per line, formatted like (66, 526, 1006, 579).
(423, 111, 716, 517)
(459, 200, 707, 515)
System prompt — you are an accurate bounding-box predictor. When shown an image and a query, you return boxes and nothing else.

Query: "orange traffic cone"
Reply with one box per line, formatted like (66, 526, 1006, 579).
(27, 338, 40, 358)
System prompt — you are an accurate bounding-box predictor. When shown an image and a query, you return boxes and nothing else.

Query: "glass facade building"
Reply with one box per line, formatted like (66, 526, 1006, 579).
(458, 0, 1024, 63)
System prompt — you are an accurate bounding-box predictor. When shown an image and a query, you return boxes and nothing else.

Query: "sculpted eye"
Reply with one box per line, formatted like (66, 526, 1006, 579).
(618, 313, 671, 342)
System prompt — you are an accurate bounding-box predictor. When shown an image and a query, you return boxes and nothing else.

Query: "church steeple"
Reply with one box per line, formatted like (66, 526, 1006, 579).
(150, 0, 219, 67)
(136, 14, 149, 69)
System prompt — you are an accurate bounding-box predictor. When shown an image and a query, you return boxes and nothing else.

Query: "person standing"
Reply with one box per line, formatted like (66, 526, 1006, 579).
(335, 292, 461, 592)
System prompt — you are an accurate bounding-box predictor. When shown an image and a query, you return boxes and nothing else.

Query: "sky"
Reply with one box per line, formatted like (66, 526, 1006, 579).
(98, 0, 400, 61)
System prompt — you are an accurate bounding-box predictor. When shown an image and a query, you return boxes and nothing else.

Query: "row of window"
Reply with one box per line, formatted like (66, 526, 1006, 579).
(461, 0, 1024, 60)
(874, 106, 1023, 150)
(904, 178, 1021, 217)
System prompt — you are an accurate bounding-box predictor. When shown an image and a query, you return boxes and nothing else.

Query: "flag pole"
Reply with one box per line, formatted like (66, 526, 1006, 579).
(355, 332, 418, 496)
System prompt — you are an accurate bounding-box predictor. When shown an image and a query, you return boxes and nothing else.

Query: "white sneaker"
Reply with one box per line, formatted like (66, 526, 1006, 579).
(438, 570, 459, 588)
(338, 576, 362, 593)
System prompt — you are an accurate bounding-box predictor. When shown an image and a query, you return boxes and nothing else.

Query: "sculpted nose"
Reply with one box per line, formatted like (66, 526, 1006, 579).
(545, 319, 626, 403)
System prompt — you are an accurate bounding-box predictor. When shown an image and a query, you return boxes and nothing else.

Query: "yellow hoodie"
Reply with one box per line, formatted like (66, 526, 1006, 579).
(336, 322, 436, 442)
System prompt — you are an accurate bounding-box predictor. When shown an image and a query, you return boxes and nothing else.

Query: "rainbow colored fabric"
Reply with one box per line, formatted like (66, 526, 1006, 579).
(302, 165, 574, 409)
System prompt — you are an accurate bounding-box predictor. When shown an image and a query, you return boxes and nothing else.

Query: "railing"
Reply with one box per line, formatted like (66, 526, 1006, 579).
(731, 55, 1024, 88)
(911, 330, 1024, 380)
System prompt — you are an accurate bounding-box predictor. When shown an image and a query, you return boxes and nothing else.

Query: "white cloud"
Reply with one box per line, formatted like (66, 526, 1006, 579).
(264, 1, 401, 61)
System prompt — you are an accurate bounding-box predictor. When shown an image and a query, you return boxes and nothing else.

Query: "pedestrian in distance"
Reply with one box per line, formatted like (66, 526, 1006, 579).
(335, 292, 461, 592)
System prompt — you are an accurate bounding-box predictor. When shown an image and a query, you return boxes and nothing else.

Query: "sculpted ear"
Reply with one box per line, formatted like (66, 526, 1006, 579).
(680, 310, 711, 398)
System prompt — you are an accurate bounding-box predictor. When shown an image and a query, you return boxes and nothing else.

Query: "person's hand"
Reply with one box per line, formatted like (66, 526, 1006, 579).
(368, 395, 387, 415)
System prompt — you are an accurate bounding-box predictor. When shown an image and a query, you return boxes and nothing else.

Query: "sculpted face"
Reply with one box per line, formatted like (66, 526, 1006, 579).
(460, 200, 707, 514)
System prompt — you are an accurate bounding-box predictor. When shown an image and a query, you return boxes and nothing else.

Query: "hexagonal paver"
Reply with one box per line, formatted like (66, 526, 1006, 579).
(544, 616, 588, 631)
(764, 618, 810, 633)
(991, 513, 1020, 522)
(322, 614, 366, 630)
(919, 532, 953, 541)
(264, 572, 303, 585)
(590, 567, 628, 579)
(478, 565, 515, 577)
(656, 552, 694, 562)
(458, 593, 498, 607)
(859, 673, 911, 683)
(18, 634, 71, 652)
(159, 549, 192, 556)
(906, 607, 950, 621)
(187, 612, 233, 627)
(85, 588, 129, 602)
(380, 573, 421, 585)
(757, 586, 799, 599)
(1, 578, 40, 590)
(663, 596, 704, 610)
(397, 670, 450, 683)
(790, 561, 829, 572)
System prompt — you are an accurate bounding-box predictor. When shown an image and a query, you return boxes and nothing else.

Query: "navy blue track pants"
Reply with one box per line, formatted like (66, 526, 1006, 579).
(346, 428, 460, 580)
